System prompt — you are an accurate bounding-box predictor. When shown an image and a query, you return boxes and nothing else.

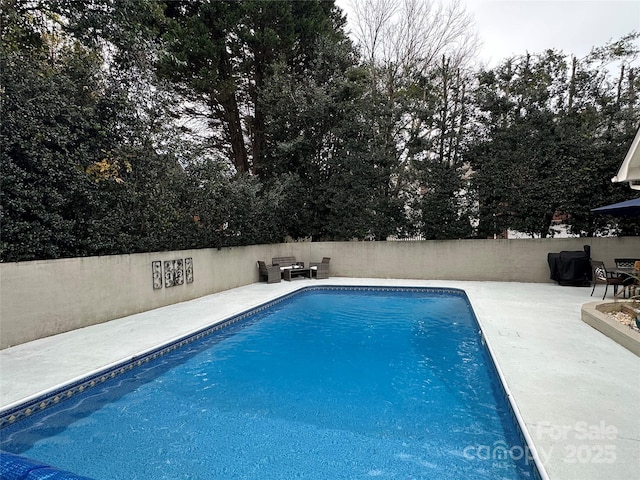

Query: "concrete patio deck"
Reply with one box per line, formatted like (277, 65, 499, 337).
(1, 279, 639, 479)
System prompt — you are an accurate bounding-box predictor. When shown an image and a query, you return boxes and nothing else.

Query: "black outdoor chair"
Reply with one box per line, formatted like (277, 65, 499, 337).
(590, 260, 624, 300)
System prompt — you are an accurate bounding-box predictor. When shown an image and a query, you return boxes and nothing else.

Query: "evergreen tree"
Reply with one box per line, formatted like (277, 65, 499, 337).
(468, 41, 640, 238)
(159, 0, 347, 175)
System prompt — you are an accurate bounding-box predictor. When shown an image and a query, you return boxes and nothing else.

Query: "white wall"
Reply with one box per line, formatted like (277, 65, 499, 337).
(1, 237, 638, 348)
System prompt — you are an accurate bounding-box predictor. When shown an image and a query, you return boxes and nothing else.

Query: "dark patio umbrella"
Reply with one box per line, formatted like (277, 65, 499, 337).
(591, 198, 640, 217)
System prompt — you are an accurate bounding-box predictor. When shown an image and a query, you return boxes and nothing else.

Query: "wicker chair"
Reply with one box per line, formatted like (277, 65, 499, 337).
(310, 257, 330, 280)
(272, 256, 302, 268)
(590, 260, 624, 300)
(257, 261, 281, 284)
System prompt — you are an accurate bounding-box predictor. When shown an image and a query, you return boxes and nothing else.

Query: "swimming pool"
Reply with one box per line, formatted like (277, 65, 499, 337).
(1, 286, 537, 479)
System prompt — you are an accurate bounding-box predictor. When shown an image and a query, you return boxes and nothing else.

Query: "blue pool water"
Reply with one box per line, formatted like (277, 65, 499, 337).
(1, 287, 534, 479)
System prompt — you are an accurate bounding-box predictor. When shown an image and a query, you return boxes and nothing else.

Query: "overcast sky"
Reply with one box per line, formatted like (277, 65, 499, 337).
(338, 0, 640, 67)
(466, 0, 639, 65)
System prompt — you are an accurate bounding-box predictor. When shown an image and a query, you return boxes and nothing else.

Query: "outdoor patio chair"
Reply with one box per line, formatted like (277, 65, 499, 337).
(310, 257, 330, 280)
(257, 261, 281, 284)
(613, 259, 640, 298)
(590, 260, 624, 300)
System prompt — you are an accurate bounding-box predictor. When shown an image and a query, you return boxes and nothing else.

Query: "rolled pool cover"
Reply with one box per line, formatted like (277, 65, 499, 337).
(0, 451, 94, 480)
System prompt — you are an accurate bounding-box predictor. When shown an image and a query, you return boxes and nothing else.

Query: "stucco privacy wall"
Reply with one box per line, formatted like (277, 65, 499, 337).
(0, 246, 267, 349)
(1, 237, 638, 348)
(324, 237, 640, 281)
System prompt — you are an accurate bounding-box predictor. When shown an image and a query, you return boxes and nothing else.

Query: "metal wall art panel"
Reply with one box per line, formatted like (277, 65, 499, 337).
(164, 260, 174, 288)
(185, 257, 194, 283)
(154, 258, 194, 289)
(152, 261, 163, 289)
(174, 259, 184, 286)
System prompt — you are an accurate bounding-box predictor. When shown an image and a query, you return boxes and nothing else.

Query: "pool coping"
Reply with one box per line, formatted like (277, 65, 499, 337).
(479, 328, 550, 480)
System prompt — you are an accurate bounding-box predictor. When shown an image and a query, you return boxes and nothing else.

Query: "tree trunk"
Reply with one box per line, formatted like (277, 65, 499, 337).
(568, 56, 576, 110)
(251, 44, 267, 174)
(218, 48, 251, 174)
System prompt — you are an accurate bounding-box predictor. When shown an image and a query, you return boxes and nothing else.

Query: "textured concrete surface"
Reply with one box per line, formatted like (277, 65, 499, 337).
(1, 278, 639, 479)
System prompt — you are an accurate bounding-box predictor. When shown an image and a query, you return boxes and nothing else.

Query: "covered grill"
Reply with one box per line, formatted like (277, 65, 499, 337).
(547, 245, 592, 286)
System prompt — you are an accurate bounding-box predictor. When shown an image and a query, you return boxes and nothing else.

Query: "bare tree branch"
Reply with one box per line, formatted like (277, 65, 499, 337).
(347, 0, 478, 73)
